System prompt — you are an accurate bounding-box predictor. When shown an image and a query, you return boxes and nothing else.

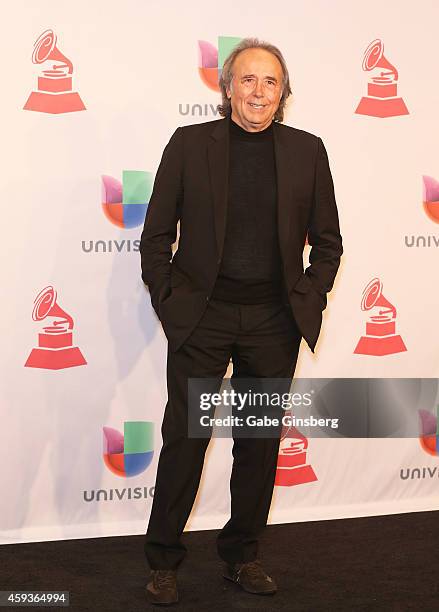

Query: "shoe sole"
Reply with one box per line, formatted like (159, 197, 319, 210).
(222, 573, 277, 595)
(146, 596, 179, 607)
(146, 589, 178, 606)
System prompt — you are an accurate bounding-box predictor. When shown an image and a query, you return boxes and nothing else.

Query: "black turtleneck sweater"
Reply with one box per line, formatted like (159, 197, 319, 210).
(211, 118, 284, 304)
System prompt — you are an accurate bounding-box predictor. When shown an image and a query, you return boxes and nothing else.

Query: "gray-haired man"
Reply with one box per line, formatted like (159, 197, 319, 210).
(141, 38, 342, 605)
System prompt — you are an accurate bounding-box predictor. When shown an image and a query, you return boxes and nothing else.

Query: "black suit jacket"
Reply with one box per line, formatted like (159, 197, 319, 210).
(140, 117, 342, 353)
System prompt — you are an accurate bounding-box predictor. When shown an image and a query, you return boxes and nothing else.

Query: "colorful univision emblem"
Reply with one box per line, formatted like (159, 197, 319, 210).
(419, 408, 439, 456)
(102, 171, 152, 229)
(275, 416, 317, 487)
(355, 39, 408, 118)
(198, 36, 242, 91)
(103, 422, 154, 477)
(354, 278, 407, 357)
(422, 176, 439, 224)
(25, 286, 86, 370)
(23, 29, 86, 114)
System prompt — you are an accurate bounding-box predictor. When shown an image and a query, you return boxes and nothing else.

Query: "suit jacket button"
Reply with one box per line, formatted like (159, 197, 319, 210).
(206, 296, 209, 302)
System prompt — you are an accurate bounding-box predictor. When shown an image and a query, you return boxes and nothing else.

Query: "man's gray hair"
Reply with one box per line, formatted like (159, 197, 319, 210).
(217, 38, 292, 122)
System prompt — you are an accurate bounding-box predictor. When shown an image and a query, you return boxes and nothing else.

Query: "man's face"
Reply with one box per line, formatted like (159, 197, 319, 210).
(226, 47, 284, 132)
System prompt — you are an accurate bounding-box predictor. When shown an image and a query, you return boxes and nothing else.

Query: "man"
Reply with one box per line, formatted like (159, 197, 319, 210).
(140, 38, 342, 606)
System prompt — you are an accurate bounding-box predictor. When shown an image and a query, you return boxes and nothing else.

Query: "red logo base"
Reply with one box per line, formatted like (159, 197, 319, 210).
(23, 91, 86, 114)
(355, 96, 409, 118)
(25, 346, 87, 370)
(275, 464, 317, 487)
(354, 334, 407, 356)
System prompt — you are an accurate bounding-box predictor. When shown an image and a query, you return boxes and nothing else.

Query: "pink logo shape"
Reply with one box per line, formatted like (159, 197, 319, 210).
(25, 286, 87, 370)
(198, 40, 220, 91)
(354, 278, 407, 356)
(422, 175, 439, 223)
(419, 409, 439, 456)
(275, 416, 317, 487)
(23, 29, 86, 114)
(103, 427, 124, 455)
(355, 39, 408, 118)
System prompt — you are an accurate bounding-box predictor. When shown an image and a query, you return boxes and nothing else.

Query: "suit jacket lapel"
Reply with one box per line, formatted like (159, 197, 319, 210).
(207, 118, 229, 259)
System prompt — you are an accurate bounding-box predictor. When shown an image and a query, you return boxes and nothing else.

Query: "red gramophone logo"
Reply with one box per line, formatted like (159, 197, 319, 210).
(355, 39, 409, 118)
(23, 29, 86, 114)
(25, 286, 87, 370)
(354, 278, 407, 356)
(275, 416, 317, 487)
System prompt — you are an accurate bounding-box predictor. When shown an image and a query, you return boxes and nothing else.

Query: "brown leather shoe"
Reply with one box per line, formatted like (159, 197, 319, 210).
(223, 559, 277, 595)
(146, 569, 178, 606)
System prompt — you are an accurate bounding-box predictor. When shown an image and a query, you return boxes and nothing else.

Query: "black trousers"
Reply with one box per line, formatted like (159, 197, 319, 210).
(145, 298, 302, 570)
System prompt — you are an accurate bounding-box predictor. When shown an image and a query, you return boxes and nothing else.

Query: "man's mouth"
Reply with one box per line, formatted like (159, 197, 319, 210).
(248, 102, 266, 109)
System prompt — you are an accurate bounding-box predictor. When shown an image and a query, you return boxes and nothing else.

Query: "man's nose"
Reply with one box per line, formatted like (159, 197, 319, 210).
(254, 80, 264, 96)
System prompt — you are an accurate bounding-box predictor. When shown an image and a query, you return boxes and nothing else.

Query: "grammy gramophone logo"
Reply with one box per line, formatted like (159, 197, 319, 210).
(354, 278, 407, 357)
(23, 29, 86, 114)
(355, 39, 409, 118)
(25, 286, 86, 370)
(275, 417, 317, 487)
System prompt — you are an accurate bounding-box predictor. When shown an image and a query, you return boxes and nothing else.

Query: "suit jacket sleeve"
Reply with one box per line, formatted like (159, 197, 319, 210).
(305, 137, 343, 307)
(140, 127, 183, 320)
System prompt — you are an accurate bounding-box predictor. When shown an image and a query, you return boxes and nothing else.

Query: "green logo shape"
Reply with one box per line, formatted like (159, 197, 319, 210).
(218, 36, 242, 70)
(122, 170, 153, 205)
(124, 421, 154, 453)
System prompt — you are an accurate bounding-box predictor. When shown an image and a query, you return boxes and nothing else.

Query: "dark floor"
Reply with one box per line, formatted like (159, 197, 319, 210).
(1, 511, 438, 611)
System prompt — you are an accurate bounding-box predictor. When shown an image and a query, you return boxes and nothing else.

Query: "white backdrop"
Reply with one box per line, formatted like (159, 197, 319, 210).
(1, 0, 439, 544)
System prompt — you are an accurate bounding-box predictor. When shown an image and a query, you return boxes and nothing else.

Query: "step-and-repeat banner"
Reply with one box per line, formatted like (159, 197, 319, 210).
(1, 0, 438, 544)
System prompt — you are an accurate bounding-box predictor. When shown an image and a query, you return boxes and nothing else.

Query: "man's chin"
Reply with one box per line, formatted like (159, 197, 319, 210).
(247, 111, 268, 120)
(232, 111, 272, 131)
(246, 116, 271, 129)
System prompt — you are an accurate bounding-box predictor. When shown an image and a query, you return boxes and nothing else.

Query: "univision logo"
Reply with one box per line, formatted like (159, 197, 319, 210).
(83, 486, 155, 503)
(198, 36, 242, 91)
(81, 171, 153, 254)
(403, 176, 439, 248)
(82, 421, 155, 503)
(178, 36, 241, 118)
(400, 466, 439, 480)
(419, 407, 439, 456)
(102, 171, 152, 229)
(422, 175, 439, 224)
(103, 421, 154, 477)
(399, 407, 439, 480)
